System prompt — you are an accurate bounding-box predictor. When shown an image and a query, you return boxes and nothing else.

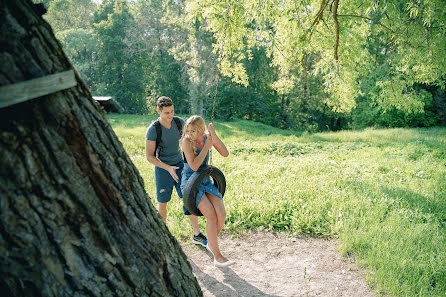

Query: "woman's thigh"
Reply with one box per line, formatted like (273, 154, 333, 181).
(197, 194, 216, 218)
(206, 193, 225, 216)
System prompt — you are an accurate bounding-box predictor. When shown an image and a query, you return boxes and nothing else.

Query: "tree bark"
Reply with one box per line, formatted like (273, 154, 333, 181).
(0, 1, 202, 296)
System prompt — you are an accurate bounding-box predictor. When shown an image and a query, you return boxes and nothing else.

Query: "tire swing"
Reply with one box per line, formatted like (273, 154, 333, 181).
(182, 165, 226, 216)
(182, 13, 229, 217)
(181, 84, 227, 216)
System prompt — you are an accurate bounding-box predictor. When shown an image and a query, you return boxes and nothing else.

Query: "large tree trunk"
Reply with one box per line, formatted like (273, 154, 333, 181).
(0, 1, 202, 296)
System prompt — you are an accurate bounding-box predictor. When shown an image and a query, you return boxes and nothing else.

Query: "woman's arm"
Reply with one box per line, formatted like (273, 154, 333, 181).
(208, 123, 229, 157)
(182, 135, 213, 171)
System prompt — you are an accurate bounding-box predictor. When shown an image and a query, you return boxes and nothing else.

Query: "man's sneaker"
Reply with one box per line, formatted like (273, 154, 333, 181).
(192, 233, 208, 247)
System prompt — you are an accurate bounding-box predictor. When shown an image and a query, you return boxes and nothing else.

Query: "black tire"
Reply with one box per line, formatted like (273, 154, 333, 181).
(182, 165, 226, 216)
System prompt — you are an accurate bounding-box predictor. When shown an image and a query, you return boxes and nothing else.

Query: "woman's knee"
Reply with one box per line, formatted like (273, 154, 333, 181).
(205, 209, 218, 223)
(198, 196, 217, 222)
(216, 208, 226, 221)
(210, 197, 226, 220)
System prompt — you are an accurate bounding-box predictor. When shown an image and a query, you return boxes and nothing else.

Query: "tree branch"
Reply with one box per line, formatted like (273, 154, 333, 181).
(310, 0, 330, 30)
(305, 0, 331, 42)
(337, 14, 426, 49)
(337, 14, 394, 33)
(332, 0, 339, 60)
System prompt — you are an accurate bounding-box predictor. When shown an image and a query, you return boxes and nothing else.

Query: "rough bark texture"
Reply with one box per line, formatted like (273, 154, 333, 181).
(0, 1, 202, 296)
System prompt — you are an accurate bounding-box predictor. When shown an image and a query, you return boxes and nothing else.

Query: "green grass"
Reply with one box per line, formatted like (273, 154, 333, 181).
(107, 114, 446, 297)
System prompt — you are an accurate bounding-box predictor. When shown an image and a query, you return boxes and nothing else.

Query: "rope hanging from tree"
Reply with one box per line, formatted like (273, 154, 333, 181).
(183, 11, 229, 216)
(209, 10, 228, 166)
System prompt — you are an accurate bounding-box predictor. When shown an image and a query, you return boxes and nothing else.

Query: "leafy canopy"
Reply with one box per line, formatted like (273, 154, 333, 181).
(185, 0, 446, 112)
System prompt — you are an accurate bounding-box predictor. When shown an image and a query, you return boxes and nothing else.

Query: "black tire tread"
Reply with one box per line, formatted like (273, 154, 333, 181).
(183, 165, 226, 216)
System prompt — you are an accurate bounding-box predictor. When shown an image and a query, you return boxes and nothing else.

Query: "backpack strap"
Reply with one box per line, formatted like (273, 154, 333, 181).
(173, 117, 187, 163)
(173, 116, 183, 134)
(154, 120, 162, 158)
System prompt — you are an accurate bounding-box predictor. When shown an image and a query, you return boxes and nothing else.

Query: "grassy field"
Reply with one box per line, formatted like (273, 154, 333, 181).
(106, 114, 445, 297)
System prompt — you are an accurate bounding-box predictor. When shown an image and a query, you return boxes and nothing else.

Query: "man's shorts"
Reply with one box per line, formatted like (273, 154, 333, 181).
(154, 161, 192, 215)
(155, 161, 184, 203)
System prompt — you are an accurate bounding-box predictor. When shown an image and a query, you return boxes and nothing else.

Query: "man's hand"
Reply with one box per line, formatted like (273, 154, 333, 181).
(168, 165, 180, 183)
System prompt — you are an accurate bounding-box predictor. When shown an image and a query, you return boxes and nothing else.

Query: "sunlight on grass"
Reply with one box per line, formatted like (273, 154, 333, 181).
(106, 114, 446, 297)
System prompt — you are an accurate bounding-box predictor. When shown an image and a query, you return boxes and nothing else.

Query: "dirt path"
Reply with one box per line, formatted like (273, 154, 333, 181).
(180, 232, 376, 297)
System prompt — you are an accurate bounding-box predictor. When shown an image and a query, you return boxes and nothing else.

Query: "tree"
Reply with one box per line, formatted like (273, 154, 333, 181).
(214, 46, 283, 126)
(186, 0, 446, 116)
(44, 0, 96, 31)
(54, 29, 99, 88)
(93, 0, 146, 113)
(34, 0, 446, 129)
(128, 0, 190, 114)
(44, 0, 99, 89)
(0, 1, 202, 295)
(163, 0, 221, 115)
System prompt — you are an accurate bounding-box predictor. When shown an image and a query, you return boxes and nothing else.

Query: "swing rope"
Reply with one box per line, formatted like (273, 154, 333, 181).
(210, 9, 229, 166)
(183, 10, 229, 217)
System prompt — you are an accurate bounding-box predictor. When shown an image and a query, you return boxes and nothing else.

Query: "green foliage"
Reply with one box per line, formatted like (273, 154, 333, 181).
(43, 0, 99, 88)
(129, 0, 190, 114)
(187, 0, 446, 123)
(41, 0, 446, 129)
(211, 46, 282, 126)
(352, 64, 444, 128)
(109, 114, 446, 297)
(213, 78, 280, 125)
(55, 28, 99, 87)
(32, 0, 52, 8)
(144, 50, 190, 114)
(162, 3, 222, 115)
(44, 0, 96, 31)
(93, 0, 146, 113)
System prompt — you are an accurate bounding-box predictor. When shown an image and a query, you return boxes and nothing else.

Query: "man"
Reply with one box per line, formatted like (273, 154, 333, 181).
(145, 96, 207, 247)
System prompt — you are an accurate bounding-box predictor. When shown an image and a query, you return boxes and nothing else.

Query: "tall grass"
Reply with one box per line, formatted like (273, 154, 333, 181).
(107, 114, 446, 297)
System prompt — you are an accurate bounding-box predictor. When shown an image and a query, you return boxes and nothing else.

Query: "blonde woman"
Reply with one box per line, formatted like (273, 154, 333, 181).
(146, 97, 207, 247)
(181, 115, 234, 267)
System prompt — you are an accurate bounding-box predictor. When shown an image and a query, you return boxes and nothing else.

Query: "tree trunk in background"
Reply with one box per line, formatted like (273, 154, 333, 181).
(0, 1, 202, 296)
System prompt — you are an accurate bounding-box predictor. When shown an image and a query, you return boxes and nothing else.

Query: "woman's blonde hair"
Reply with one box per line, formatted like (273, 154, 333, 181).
(182, 115, 206, 155)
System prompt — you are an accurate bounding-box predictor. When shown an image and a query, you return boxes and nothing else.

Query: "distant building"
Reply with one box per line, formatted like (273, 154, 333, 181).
(93, 96, 123, 113)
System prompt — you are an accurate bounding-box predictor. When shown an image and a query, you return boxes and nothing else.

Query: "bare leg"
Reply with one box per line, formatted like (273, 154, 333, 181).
(158, 202, 167, 222)
(206, 193, 226, 236)
(188, 215, 201, 236)
(198, 194, 229, 263)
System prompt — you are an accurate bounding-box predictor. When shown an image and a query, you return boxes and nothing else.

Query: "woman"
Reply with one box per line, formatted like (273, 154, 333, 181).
(181, 115, 234, 267)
